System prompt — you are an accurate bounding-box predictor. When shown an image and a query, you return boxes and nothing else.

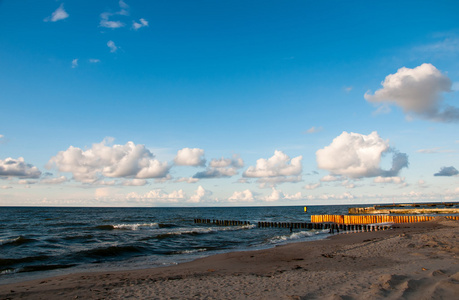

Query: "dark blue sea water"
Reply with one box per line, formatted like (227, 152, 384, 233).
(0, 205, 350, 283)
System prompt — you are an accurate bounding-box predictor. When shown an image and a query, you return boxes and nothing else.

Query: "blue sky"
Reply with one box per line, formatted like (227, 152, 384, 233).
(1, 0, 458, 206)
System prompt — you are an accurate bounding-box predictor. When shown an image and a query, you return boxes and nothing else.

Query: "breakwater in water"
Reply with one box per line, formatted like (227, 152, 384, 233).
(193, 219, 391, 231)
(310, 214, 459, 224)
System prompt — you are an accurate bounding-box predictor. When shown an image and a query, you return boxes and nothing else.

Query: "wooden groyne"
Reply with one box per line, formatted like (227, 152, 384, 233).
(193, 219, 390, 232)
(311, 214, 459, 224)
(194, 219, 251, 226)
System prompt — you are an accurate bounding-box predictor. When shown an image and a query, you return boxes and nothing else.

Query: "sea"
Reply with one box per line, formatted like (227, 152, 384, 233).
(0, 205, 351, 284)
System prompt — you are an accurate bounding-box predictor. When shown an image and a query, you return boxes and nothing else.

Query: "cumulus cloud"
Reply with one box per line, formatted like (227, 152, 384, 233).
(132, 18, 148, 30)
(243, 151, 302, 185)
(316, 131, 408, 179)
(228, 190, 255, 203)
(47, 138, 170, 184)
(107, 40, 118, 53)
(0, 157, 41, 178)
(193, 154, 244, 178)
(189, 186, 213, 203)
(174, 148, 206, 166)
(44, 4, 69, 22)
(263, 188, 302, 202)
(434, 166, 458, 176)
(71, 59, 78, 68)
(89, 59, 100, 63)
(364, 63, 457, 122)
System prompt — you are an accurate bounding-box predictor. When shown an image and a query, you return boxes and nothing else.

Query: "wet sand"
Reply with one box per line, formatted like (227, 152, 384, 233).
(1, 218, 458, 299)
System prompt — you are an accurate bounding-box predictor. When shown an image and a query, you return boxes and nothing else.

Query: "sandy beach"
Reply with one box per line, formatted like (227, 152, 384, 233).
(1, 218, 458, 299)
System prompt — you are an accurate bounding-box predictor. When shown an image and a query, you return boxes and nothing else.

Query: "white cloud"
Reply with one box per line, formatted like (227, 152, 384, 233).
(316, 192, 355, 200)
(121, 179, 147, 186)
(228, 189, 255, 203)
(174, 148, 206, 166)
(71, 59, 78, 68)
(373, 176, 405, 184)
(44, 4, 69, 22)
(47, 138, 170, 184)
(418, 179, 428, 188)
(344, 86, 353, 92)
(41, 176, 67, 184)
(193, 154, 244, 178)
(119, 0, 129, 9)
(189, 186, 213, 203)
(316, 131, 408, 179)
(365, 63, 457, 122)
(1, 185, 12, 189)
(127, 189, 185, 202)
(304, 182, 321, 190)
(89, 59, 101, 63)
(100, 18, 125, 29)
(132, 18, 148, 30)
(304, 126, 323, 134)
(107, 40, 118, 53)
(341, 180, 356, 189)
(243, 150, 302, 184)
(320, 175, 344, 182)
(263, 187, 302, 202)
(99, 1, 129, 28)
(18, 179, 37, 185)
(452, 82, 459, 91)
(413, 36, 459, 56)
(175, 177, 199, 183)
(417, 147, 455, 154)
(0, 157, 41, 178)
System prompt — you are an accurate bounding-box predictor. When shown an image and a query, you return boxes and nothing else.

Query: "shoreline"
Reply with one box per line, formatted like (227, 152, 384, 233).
(1, 218, 458, 299)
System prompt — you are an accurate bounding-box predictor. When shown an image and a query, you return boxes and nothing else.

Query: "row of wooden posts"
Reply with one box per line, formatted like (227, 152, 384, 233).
(194, 214, 459, 229)
(194, 219, 251, 226)
(310, 214, 459, 224)
(193, 219, 390, 231)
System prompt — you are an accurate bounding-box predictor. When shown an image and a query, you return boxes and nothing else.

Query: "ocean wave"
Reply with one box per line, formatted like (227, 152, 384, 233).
(0, 236, 36, 246)
(96, 223, 159, 231)
(0, 255, 50, 268)
(268, 229, 327, 244)
(141, 224, 256, 241)
(173, 248, 208, 255)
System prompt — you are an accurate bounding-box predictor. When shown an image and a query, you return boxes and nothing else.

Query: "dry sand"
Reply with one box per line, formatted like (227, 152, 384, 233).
(1, 218, 458, 299)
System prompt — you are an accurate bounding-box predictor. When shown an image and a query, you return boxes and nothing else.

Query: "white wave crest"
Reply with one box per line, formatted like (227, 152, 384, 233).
(0, 236, 22, 245)
(268, 229, 326, 244)
(164, 224, 256, 236)
(113, 223, 159, 230)
(174, 248, 207, 254)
